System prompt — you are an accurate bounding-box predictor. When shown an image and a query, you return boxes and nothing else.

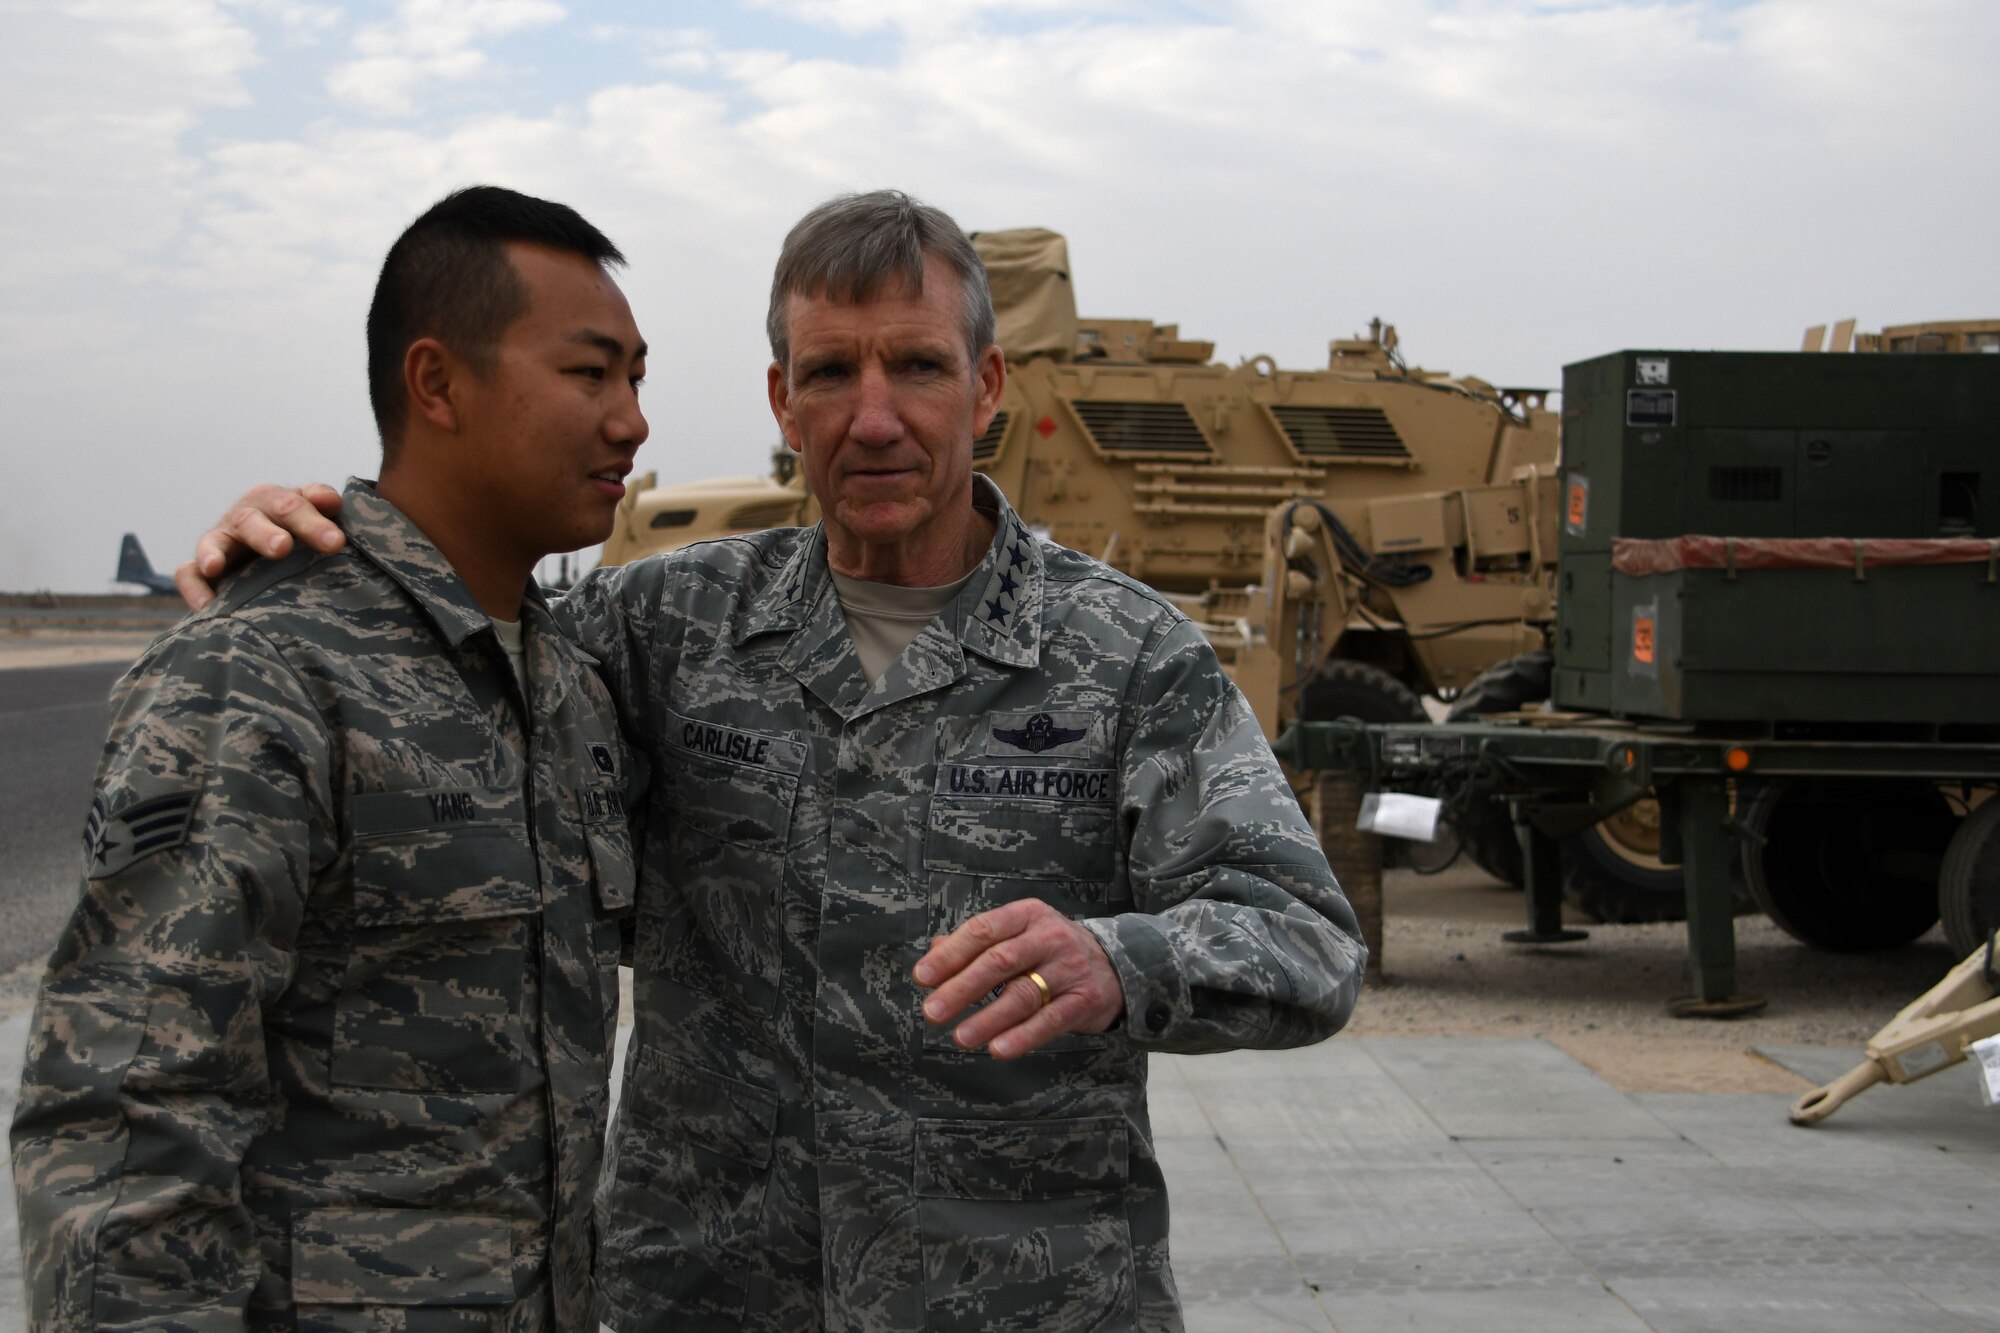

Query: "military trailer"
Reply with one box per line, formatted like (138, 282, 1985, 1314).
(1281, 348, 2000, 1010)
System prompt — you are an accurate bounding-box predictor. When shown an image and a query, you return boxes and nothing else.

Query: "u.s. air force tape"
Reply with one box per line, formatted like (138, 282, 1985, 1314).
(84, 789, 199, 879)
(941, 764, 1114, 803)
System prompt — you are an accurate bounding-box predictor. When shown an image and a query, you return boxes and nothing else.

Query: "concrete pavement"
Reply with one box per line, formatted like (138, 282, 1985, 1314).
(3, 1013, 1993, 1331)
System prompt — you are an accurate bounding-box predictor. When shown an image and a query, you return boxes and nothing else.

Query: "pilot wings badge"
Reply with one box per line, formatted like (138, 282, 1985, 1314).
(991, 712, 1089, 755)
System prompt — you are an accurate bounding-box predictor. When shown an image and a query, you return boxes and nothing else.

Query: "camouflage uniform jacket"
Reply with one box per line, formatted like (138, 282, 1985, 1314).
(561, 477, 1364, 1332)
(12, 482, 636, 1333)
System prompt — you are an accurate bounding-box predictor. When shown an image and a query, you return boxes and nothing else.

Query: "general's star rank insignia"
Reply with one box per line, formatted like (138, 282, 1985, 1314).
(84, 789, 199, 880)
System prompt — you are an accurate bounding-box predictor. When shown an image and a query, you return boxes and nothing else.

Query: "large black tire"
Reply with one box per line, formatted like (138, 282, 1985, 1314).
(1444, 652, 1553, 886)
(1742, 779, 1953, 952)
(1560, 804, 1693, 924)
(1299, 659, 1428, 726)
(1937, 797, 2000, 958)
(1446, 651, 1554, 723)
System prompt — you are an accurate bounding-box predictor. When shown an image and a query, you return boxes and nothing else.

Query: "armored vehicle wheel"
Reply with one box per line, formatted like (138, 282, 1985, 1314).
(1445, 652, 1553, 887)
(1299, 659, 1428, 727)
(1938, 797, 2000, 958)
(1742, 779, 1953, 951)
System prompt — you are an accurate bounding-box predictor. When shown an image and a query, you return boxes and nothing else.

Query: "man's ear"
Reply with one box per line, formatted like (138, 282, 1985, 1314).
(405, 338, 461, 434)
(767, 360, 802, 452)
(970, 343, 1006, 437)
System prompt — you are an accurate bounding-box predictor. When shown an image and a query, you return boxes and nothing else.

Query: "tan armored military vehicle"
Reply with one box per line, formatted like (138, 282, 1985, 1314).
(601, 228, 1561, 752)
(1803, 318, 2000, 354)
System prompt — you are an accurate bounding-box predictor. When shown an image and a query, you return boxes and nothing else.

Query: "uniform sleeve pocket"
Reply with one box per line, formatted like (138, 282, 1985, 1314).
(915, 1115, 1130, 1200)
(291, 1206, 514, 1305)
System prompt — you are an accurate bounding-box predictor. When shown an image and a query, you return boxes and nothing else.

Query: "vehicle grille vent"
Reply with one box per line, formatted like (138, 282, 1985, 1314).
(725, 499, 805, 530)
(648, 509, 698, 530)
(972, 411, 1010, 465)
(1708, 466, 1784, 503)
(1069, 401, 1211, 454)
(1271, 405, 1411, 462)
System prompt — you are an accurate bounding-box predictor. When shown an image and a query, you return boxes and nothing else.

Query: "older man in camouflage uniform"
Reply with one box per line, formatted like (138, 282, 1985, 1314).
(182, 190, 1366, 1331)
(13, 186, 647, 1331)
(557, 192, 1365, 1332)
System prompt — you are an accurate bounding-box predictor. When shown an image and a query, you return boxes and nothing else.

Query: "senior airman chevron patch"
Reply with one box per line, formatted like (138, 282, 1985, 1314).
(84, 789, 198, 880)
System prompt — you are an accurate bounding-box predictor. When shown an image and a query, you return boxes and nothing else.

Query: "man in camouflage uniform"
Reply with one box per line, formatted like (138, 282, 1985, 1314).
(558, 192, 1365, 1331)
(184, 190, 1366, 1332)
(13, 186, 648, 1331)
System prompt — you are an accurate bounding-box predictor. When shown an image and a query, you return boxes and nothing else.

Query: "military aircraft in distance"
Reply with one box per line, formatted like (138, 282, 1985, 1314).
(116, 534, 179, 596)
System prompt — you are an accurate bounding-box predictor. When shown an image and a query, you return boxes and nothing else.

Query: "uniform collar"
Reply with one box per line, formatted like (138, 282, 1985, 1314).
(339, 478, 553, 651)
(738, 475, 1043, 670)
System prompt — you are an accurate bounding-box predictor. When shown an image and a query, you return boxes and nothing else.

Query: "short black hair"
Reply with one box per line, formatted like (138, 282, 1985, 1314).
(367, 185, 625, 455)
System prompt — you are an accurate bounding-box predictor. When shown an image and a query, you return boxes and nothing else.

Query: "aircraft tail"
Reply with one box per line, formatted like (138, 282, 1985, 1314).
(116, 534, 178, 595)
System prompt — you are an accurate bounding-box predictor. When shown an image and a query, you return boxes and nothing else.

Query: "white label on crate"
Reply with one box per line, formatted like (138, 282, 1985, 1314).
(1357, 792, 1444, 842)
(1895, 1041, 1952, 1079)
(1636, 357, 1670, 385)
(1972, 1035, 2000, 1108)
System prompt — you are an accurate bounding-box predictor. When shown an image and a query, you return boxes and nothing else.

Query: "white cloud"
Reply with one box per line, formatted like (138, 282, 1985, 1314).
(327, 0, 565, 114)
(224, 0, 342, 43)
(3, 0, 1998, 592)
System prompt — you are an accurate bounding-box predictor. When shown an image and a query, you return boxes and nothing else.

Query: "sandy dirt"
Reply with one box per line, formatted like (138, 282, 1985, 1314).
(1353, 860, 1965, 1094)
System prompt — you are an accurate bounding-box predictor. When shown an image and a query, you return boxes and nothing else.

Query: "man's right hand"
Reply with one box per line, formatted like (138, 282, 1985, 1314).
(177, 483, 348, 610)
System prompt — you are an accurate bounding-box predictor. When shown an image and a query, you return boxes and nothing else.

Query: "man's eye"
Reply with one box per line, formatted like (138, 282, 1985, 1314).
(630, 374, 646, 391)
(571, 366, 607, 380)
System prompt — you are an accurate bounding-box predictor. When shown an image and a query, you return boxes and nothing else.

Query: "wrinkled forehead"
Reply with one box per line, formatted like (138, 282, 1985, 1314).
(787, 256, 931, 316)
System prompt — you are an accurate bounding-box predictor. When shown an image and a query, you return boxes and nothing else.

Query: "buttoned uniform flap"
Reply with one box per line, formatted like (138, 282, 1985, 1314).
(663, 708, 804, 847)
(290, 1207, 515, 1306)
(927, 715, 1118, 881)
(915, 1116, 1131, 1201)
(624, 1045, 779, 1169)
(349, 786, 540, 926)
(579, 792, 636, 915)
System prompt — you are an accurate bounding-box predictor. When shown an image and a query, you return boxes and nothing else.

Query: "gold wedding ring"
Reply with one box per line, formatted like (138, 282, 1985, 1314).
(1025, 969, 1052, 1009)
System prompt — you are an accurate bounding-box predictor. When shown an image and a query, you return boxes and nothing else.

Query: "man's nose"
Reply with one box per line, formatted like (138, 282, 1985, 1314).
(849, 364, 904, 445)
(609, 383, 649, 450)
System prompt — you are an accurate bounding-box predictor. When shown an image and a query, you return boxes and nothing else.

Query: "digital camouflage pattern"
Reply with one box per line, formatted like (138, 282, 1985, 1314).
(560, 476, 1364, 1332)
(12, 482, 636, 1332)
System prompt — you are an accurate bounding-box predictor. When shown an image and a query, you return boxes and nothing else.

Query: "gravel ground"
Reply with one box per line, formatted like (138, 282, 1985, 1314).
(1354, 859, 1965, 1095)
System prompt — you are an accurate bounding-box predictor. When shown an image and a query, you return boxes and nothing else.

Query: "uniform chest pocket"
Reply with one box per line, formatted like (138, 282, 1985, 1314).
(653, 715, 805, 1016)
(923, 792, 1117, 883)
(335, 786, 540, 1094)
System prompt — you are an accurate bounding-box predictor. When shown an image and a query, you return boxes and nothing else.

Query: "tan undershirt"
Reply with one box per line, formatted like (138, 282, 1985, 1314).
(830, 568, 977, 685)
(489, 615, 529, 692)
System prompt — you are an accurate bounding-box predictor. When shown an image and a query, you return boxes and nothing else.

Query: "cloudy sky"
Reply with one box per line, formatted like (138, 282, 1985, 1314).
(4, 0, 1993, 592)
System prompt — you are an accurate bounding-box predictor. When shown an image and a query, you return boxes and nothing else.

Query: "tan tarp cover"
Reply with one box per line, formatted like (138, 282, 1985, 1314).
(1613, 535, 2000, 576)
(970, 228, 1077, 363)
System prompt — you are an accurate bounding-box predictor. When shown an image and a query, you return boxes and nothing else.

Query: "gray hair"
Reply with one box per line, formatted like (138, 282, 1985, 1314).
(766, 189, 996, 373)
